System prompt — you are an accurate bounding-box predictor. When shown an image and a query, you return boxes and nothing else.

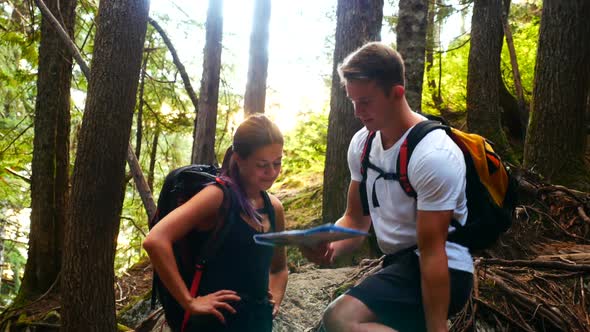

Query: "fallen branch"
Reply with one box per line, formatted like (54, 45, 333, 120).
(578, 206, 590, 224)
(486, 274, 566, 331)
(481, 258, 590, 272)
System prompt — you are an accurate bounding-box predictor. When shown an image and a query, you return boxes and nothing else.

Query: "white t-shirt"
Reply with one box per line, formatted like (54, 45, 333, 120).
(348, 122, 474, 273)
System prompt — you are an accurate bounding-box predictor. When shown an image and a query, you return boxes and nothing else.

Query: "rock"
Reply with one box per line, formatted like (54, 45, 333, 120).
(273, 265, 354, 332)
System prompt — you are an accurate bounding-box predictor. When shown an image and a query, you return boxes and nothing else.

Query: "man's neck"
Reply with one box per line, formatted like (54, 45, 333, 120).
(380, 101, 422, 149)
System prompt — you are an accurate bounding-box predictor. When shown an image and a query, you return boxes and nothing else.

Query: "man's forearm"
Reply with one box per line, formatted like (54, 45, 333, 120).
(420, 251, 450, 332)
(331, 216, 369, 259)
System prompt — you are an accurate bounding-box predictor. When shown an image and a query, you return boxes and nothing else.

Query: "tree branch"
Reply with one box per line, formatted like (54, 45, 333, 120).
(480, 258, 590, 272)
(34, 0, 90, 78)
(3, 167, 31, 183)
(148, 17, 199, 112)
(0, 123, 33, 155)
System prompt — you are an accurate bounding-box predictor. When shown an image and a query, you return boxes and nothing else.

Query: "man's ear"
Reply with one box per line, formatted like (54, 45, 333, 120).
(392, 85, 405, 99)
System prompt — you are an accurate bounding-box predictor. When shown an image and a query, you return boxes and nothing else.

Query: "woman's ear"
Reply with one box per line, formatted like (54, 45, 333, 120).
(233, 153, 244, 168)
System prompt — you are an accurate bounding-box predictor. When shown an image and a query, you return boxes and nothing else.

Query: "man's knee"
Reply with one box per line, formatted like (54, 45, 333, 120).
(322, 297, 343, 331)
(322, 294, 376, 332)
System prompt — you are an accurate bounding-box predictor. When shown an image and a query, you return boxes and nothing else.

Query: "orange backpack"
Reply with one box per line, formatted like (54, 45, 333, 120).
(359, 116, 517, 251)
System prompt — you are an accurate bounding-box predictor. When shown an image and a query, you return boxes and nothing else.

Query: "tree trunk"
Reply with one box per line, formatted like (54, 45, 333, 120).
(243, 0, 271, 115)
(17, 0, 75, 303)
(501, 2, 528, 141)
(0, 221, 4, 293)
(466, 0, 513, 160)
(523, 0, 590, 188)
(192, 0, 223, 165)
(61, 0, 149, 330)
(426, 0, 443, 110)
(396, 0, 428, 112)
(136, 53, 149, 160)
(148, 126, 160, 192)
(499, 76, 524, 145)
(322, 0, 384, 224)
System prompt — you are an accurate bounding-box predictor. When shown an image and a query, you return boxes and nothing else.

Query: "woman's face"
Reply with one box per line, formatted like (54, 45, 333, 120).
(236, 143, 283, 192)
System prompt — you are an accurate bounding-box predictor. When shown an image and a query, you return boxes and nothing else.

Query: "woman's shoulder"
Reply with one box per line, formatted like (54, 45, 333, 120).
(266, 192, 284, 212)
(193, 183, 226, 208)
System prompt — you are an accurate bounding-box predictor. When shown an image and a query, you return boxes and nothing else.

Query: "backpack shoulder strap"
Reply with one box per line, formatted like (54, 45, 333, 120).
(397, 120, 449, 197)
(360, 131, 377, 215)
(180, 177, 237, 332)
(260, 191, 276, 231)
(197, 177, 236, 264)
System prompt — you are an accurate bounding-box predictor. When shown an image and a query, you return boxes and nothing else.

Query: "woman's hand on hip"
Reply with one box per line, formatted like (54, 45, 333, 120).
(186, 290, 241, 324)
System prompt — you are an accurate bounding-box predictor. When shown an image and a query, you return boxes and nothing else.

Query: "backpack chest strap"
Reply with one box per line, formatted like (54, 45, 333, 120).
(366, 161, 399, 208)
(359, 121, 449, 214)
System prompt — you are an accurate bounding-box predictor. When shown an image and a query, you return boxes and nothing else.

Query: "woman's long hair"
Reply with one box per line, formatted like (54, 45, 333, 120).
(220, 114, 283, 221)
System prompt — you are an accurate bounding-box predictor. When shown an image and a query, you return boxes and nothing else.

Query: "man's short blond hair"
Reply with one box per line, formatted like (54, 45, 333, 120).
(338, 42, 405, 94)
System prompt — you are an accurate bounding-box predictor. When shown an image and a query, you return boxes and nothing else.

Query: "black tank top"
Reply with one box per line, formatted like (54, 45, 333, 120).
(197, 191, 276, 300)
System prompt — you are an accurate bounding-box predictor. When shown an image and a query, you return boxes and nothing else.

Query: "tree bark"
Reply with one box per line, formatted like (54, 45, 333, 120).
(466, 0, 513, 159)
(192, 0, 223, 165)
(148, 126, 160, 192)
(425, 0, 444, 110)
(396, 0, 429, 112)
(523, 0, 590, 187)
(243, 0, 271, 115)
(322, 0, 384, 224)
(61, 0, 150, 330)
(136, 53, 149, 160)
(35, 0, 157, 227)
(0, 221, 4, 293)
(17, 0, 75, 303)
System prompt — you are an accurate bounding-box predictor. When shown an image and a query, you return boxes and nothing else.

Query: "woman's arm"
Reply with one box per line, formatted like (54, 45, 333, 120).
(143, 185, 240, 323)
(268, 194, 288, 317)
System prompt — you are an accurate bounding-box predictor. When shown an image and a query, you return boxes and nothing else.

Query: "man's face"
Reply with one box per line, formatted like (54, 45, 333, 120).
(345, 80, 395, 131)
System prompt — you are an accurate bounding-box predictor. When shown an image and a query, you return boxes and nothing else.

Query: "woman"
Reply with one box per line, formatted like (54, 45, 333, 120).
(143, 114, 288, 331)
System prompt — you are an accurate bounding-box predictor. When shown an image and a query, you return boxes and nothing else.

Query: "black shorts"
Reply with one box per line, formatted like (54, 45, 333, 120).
(346, 250, 473, 332)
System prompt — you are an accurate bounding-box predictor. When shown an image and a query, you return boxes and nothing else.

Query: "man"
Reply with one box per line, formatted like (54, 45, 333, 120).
(301, 42, 473, 332)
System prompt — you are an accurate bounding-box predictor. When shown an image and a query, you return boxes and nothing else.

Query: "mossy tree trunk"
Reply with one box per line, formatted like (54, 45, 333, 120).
(397, 0, 428, 112)
(322, 0, 383, 224)
(16, 0, 76, 304)
(192, 0, 223, 164)
(61, 0, 150, 330)
(523, 0, 590, 189)
(466, 0, 514, 160)
(244, 0, 271, 115)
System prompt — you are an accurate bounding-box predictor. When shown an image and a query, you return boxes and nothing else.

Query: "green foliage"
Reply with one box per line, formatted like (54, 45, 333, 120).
(421, 1, 541, 117)
(501, 2, 541, 101)
(280, 110, 328, 180)
(0, 211, 28, 307)
(422, 34, 471, 115)
(0, 3, 38, 307)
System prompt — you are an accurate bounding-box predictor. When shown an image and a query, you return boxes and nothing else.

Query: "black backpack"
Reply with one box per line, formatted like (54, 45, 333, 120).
(148, 164, 237, 331)
(359, 116, 518, 251)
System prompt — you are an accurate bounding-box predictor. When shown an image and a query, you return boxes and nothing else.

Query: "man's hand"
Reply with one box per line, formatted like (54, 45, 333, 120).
(299, 242, 334, 266)
(184, 290, 241, 324)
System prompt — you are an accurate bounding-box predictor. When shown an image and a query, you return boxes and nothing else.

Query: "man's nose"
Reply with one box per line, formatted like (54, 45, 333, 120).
(353, 104, 364, 117)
